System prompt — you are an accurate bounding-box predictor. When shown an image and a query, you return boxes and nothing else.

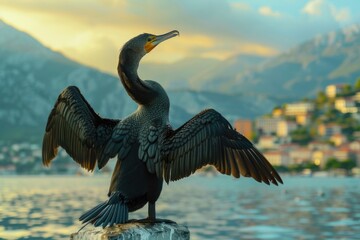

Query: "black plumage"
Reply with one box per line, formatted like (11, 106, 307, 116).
(42, 30, 282, 228)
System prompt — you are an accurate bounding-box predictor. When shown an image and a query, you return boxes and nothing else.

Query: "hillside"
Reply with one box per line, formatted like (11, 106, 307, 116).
(0, 20, 275, 142)
(195, 24, 360, 99)
(139, 57, 220, 90)
(0, 20, 133, 141)
(190, 54, 267, 91)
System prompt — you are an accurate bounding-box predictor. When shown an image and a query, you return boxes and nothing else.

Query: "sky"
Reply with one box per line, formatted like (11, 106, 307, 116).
(1, 0, 360, 74)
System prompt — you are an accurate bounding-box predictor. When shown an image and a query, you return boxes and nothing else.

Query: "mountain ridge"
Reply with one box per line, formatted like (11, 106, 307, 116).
(196, 23, 360, 98)
(3, 19, 359, 143)
(0, 20, 275, 142)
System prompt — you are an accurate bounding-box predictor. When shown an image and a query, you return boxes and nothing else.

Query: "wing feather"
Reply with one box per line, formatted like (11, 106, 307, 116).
(42, 86, 119, 171)
(160, 109, 283, 185)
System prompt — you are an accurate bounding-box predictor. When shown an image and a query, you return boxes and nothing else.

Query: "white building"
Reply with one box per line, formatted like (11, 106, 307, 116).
(326, 84, 345, 98)
(255, 117, 282, 135)
(285, 102, 314, 116)
(257, 135, 278, 149)
(263, 151, 289, 166)
(335, 97, 358, 113)
(277, 120, 298, 137)
(318, 123, 342, 137)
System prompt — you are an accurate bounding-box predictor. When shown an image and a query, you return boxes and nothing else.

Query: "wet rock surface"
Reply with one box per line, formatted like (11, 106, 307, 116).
(70, 222, 190, 240)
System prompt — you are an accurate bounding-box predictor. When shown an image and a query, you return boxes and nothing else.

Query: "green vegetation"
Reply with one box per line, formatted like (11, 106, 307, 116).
(290, 127, 313, 145)
(341, 84, 353, 96)
(268, 78, 360, 173)
(325, 158, 356, 171)
(281, 79, 360, 144)
(275, 162, 320, 173)
(355, 77, 360, 91)
(275, 159, 356, 173)
(315, 91, 328, 108)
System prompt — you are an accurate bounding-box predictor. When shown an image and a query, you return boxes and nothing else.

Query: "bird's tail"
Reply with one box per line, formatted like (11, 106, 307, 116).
(79, 191, 129, 228)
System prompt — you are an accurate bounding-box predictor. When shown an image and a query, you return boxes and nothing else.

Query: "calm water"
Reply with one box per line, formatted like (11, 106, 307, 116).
(1, 175, 360, 240)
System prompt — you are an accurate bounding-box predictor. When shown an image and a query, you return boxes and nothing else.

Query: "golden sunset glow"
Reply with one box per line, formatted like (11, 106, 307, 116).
(1, 0, 358, 74)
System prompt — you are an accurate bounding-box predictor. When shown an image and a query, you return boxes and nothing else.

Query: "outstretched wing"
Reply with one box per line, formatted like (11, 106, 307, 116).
(160, 109, 282, 185)
(42, 86, 120, 171)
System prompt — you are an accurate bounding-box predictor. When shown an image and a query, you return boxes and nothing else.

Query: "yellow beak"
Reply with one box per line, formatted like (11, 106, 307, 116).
(145, 30, 179, 53)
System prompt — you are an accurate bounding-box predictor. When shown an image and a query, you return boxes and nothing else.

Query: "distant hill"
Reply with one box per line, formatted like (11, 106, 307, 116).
(0, 20, 275, 142)
(4, 19, 360, 144)
(190, 54, 267, 91)
(0, 20, 135, 141)
(194, 24, 360, 99)
(139, 57, 220, 90)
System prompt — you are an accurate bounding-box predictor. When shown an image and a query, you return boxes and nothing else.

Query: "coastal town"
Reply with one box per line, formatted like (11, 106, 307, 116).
(235, 81, 360, 176)
(1, 82, 360, 176)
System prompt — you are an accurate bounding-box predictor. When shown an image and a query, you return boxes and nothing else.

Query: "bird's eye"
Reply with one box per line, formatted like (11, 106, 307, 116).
(147, 37, 152, 42)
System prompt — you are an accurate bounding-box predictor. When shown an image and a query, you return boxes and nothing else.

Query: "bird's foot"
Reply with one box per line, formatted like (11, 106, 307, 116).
(127, 218, 176, 224)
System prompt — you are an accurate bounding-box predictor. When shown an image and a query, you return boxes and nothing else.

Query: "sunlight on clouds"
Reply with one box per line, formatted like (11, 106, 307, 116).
(330, 5, 350, 23)
(0, 0, 202, 73)
(201, 51, 233, 60)
(237, 43, 279, 57)
(175, 34, 215, 52)
(259, 6, 281, 18)
(62, 33, 120, 73)
(230, 2, 251, 11)
(143, 34, 214, 64)
(99, 0, 127, 7)
(302, 0, 324, 15)
(0, 1, 180, 73)
(201, 43, 278, 60)
(0, 6, 85, 49)
(302, 0, 351, 23)
(1, 0, 358, 75)
(1, 4, 129, 74)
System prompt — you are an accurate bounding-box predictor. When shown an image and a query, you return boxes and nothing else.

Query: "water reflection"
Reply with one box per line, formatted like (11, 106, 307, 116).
(1, 176, 359, 239)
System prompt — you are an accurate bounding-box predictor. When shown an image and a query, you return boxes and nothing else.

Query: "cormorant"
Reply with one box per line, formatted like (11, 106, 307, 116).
(42, 30, 283, 228)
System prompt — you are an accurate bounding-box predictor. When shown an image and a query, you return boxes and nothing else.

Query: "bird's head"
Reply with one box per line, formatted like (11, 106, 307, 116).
(122, 30, 179, 58)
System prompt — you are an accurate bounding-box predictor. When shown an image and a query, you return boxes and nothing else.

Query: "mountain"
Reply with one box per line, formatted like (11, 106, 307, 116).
(139, 57, 220, 90)
(0, 20, 135, 141)
(167, 89, 275, 122)
(0, 20, 274, 142)
(195, 24, 360, 99)
(190, 54, 267, 91)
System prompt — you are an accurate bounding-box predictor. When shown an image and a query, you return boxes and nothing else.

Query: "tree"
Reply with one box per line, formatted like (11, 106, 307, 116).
(355, 77, 360, 91)
(325, 158, 356, 170)
(315, 91, 327, 107)
(274, 165, 289, 172)
(290, 127, 312, 145)
(304, 162, 320, 171)
(340, 159, 356, 170)
(309, 126, 318, 138)
(325, 158, 341, 170)
(324, 108, 341, 122)
(288, 164, 304, 172)
(341, 84, 353, 96)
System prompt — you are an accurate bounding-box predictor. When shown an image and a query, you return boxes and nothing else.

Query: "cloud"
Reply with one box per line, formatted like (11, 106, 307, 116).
(199, 41, 278, 60)
(1, 0, 358, 74)
(302, 0, 324, 15)
(230, 2, 251, 11)
(330, 5, 350, 23)
(0, 0, 280, 48)
(258, 6, 281, 18)
(302, 0, 351, 23)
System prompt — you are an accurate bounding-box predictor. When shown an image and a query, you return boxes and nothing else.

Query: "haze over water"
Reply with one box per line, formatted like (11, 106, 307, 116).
(1, 175, 360, 240)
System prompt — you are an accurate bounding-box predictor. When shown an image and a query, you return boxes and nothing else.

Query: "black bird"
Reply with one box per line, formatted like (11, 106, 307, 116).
(42, 30, 282, 228)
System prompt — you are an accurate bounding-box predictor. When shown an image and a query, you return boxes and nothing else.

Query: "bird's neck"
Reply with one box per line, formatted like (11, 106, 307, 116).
(118, 49, 156, 105)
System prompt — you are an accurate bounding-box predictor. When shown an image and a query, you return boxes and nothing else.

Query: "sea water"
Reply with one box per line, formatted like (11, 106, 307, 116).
(1, 175, 360, 240)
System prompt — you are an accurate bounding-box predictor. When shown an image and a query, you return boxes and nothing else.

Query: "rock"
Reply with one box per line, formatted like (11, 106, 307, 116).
(70, 222, 190, 240)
